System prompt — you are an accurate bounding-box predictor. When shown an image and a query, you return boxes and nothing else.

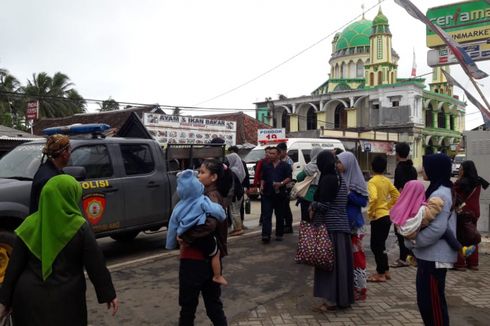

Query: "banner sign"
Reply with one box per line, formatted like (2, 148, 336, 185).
(26, 100, 39, 120)
(427, 39, 490, 66)
(426, 0, 490, 47)
(143, 113, 236, 146)
(257, 128, 286, 143)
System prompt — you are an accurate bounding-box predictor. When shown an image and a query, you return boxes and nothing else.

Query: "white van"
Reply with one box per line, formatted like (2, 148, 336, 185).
(244, 138, 345, 196)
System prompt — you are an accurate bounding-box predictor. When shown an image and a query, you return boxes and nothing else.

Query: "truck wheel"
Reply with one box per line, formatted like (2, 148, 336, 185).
(110, 231, 140, 242)
(0, 230, 16, 284)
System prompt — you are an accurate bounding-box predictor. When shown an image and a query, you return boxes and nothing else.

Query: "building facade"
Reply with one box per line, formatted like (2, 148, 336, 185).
(255, 9, 466, 171)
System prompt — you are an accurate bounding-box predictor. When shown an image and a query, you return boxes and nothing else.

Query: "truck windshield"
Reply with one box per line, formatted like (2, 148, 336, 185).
(244, 149, 265, 163)
(0, 144, 44, 179)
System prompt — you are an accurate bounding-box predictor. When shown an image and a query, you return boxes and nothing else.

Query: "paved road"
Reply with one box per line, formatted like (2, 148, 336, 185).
(87, 200, 490, 326)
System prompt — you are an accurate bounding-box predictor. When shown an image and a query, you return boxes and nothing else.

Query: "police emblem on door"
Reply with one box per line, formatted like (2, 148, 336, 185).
(82, 193, 106, 225)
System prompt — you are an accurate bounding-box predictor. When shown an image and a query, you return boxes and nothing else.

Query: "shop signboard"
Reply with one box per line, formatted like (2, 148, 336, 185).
(143, 113, 236, 146)
(426, 0, 490, 48)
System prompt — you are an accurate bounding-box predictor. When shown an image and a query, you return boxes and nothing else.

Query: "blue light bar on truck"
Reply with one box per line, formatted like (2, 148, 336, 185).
(42, 123, 111, 136)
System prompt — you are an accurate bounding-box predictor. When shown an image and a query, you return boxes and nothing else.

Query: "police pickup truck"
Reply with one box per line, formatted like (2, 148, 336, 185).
(0, 124, 225, 281)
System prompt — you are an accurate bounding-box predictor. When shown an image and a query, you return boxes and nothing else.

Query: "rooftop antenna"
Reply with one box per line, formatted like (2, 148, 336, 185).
(361, 3, 365, 19)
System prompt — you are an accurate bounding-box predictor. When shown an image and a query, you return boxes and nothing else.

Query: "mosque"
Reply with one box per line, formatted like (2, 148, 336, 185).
(254, 8, 465, 171)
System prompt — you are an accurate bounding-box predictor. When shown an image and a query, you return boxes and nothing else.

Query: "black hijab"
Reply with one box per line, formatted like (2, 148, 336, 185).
(457, 160, 489, 195)
(423, 154, 453, 198)
(314, 150, 340, 203)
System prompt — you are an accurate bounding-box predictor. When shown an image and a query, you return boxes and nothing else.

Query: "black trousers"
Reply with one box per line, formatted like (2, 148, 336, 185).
(261, 194, 286, 238)
(179, 259, 227, 326)
(416, 259, 449, 326)
(284, 197, 293, 229)
(370, 216, 392, 274)
(394, 225, 411, 261)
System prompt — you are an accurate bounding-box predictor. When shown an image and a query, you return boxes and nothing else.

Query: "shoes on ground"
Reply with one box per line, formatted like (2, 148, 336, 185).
(390, 259, 409, 268)
(275, 236, 283, 241)
(451, 267, 467, 272)
(261, 237, 270, 244)
(283, 227, 293, 234)
(468, 265, 479, 271)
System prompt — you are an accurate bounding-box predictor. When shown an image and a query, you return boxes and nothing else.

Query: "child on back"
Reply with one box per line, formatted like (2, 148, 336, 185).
(390, 180, 475, 261)
(165, 169, 228, 285)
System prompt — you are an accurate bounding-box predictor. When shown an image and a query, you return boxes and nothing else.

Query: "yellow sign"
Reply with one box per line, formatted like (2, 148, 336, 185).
(427, 25, 490, 47)
(80, 180, 110, 190)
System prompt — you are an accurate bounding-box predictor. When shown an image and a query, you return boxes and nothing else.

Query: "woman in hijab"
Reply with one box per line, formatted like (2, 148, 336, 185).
(226, 153, 246, 236)
(336, 151, 368, 301)
(453, 160, 489, 271)
(0, 175, 118, 325)
(311, 150, 354, 312)
(295, 147, 324, 221)
(405, 154, 456, 326)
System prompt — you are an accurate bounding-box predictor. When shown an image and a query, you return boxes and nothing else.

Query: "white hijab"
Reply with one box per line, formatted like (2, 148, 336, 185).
(226, 153, 246, 183)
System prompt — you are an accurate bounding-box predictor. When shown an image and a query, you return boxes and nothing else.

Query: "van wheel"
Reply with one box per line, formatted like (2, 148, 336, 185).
(0, 230, 16, 284)
(110, 231, 140, 242)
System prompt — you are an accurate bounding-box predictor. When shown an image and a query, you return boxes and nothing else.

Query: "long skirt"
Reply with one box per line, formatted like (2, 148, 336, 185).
(352, 233, 367, 301)
(313, 232, 354, 308)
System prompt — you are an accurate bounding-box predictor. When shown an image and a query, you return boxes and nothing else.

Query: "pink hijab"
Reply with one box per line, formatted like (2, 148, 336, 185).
(390, 180, 426, 226)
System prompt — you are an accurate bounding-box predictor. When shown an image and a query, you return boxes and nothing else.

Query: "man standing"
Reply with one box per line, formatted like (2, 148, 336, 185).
(276, 142, 293, 233)
(260, 147, 292, 243)
(30, 134, 71, 213)
(391, 142, 418, 268)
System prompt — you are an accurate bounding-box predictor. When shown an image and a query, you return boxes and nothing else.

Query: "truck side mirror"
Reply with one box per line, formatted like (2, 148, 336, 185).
(63, 166, 87, 181)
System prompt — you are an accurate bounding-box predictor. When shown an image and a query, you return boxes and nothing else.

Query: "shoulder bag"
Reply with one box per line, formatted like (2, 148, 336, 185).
(290, 172, 318, 200)
(456, 187, 481, 245)
(294, 220, 335, 271)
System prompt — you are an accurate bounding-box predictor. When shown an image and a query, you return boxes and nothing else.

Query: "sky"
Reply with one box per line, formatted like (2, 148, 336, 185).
(1, 0, 489, 130)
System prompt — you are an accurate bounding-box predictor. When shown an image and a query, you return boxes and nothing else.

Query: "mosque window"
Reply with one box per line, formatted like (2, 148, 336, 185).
(437, 109, 446, 128)
(426, 104, 434, 128)
(377, 36, 383, 59)
(306, 107, 317, 130)
(356, 60, 364, 78)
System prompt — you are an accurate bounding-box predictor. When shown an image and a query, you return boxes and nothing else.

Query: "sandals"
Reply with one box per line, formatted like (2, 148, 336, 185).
(390, 259, 409, 268)
(367, 274, 387, 282)
(312, 303, 337, 313)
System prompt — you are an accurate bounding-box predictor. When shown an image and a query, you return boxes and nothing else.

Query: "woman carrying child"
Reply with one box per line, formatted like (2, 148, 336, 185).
(167, 160, 232, 326)
(390, 180, 475, 264)
(404, 154, 457, 326)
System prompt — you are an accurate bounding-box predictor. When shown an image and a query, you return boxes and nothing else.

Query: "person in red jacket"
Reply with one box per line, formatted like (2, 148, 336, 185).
(453, 160, 489, 271)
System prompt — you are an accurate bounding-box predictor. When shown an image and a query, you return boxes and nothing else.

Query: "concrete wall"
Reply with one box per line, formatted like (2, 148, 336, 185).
(464, 131, 490, 232)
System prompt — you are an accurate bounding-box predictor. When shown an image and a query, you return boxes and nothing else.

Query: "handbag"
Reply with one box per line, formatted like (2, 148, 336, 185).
(294, 220, 335, 271)
(290, 172, 318, 200)
(456, 188, 481, 245)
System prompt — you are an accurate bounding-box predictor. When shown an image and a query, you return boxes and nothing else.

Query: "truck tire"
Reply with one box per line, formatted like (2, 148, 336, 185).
(0, 230, 16, 284)
(110, 231, 140, 242)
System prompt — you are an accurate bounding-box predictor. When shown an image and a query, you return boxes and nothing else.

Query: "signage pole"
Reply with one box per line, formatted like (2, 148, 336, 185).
(468, 76, 490, 114)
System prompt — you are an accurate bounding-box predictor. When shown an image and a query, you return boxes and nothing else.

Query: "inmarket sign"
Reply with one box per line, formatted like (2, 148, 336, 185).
(426, 0, 490, 48)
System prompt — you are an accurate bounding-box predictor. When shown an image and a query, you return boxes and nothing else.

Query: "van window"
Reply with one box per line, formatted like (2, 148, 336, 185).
(244, 149, 265, 163)
(288, 150, 298, 163)
(70, 145, 113, 179)
(120, 144, 155, 175)
(302, 149, 311, 163)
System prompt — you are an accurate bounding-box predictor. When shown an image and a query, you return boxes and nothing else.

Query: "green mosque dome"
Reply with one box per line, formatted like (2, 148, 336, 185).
(335, 19, 372, 52)
(373, 8, 388, 26)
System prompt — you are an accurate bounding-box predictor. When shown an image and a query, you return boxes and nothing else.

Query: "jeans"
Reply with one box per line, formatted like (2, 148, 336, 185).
(261, 194, 286, 238)
(179, 259, 227, 326)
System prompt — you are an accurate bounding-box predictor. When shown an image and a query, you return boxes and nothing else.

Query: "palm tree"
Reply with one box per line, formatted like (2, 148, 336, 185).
(23, 72, 86, 118)
(0, 69, 21, 126)
(98, 97, 119, 112)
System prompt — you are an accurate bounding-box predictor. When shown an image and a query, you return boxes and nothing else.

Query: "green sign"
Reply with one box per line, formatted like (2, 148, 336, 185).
(426, 0, 490, 47)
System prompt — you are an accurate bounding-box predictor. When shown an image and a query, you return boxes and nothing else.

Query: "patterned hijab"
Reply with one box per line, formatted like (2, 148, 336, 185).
(337, 151, 368, 196)
(16, 175, 86, 280)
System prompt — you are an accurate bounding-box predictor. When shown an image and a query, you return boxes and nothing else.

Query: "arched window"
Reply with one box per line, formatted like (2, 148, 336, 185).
(369, 72, 374, 86)
(335, 64, 340, 78)
(341, 62, 347, 78)
(356, 60, 364, 78)
(306, 107, 317, 130)
(437, 108, 446, 128)
(349, 61, 356, 78)
(334, 104, 347, 129)
(450, 115, 455, 130)
(378, 71, 383, 85)
(425, 103, 434, 128)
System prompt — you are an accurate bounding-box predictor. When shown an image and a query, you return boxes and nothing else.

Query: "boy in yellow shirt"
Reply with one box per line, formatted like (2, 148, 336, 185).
(367, 156, 400, 282)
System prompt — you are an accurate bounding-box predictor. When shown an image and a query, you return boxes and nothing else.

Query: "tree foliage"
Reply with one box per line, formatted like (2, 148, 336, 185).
(99, 97, 119, 112)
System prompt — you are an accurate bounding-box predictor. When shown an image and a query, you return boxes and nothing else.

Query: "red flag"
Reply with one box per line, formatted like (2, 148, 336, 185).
(394, 0, 488, 80)
(441, 68, 490, 126)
